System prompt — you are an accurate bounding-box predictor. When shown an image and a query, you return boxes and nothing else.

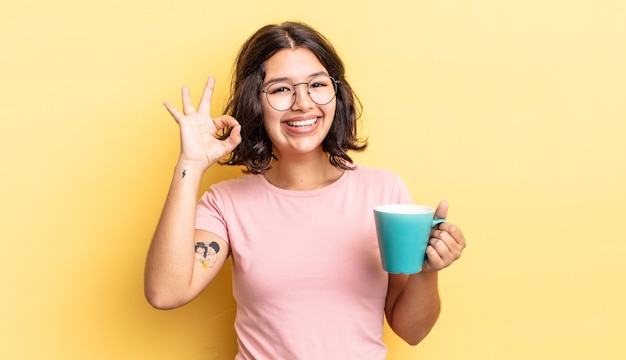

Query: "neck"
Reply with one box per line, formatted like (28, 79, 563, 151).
(263, 152, 344, 191)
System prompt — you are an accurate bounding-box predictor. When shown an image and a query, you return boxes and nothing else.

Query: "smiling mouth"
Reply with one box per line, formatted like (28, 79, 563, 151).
(286, 118, 318, 127)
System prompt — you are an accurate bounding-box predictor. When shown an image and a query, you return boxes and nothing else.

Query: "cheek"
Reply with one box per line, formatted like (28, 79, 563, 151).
(261, 111, 280, 140)
(261, 100, 285, 125)
(261, 97, 278, 119)
(262, 121, 273, 139)
(323, 102, 337, 122)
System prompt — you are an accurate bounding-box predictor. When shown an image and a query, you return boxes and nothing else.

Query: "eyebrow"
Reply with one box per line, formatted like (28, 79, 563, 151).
(262, 71, 329, 87)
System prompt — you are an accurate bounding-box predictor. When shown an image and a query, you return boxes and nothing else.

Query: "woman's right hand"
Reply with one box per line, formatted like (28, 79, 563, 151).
(164, 76, 242, 171)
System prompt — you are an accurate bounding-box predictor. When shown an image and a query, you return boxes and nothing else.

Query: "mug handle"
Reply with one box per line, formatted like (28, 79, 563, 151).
(431, 218, 446, 227)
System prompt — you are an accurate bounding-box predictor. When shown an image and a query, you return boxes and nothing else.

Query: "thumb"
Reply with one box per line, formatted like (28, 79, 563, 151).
(222, 124, 242, 152)
(213, 115, 242, 152)
(435, 200, 449, 220)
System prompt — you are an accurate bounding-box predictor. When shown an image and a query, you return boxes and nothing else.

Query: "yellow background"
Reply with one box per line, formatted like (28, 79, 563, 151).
(1, 0, 625, 359)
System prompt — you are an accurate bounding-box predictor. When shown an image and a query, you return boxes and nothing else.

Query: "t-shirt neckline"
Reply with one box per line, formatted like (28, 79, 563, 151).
(256, 166, 354, 198)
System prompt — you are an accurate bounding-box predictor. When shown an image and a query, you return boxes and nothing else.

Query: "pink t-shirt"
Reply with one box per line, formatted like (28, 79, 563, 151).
(196, 165, 412, 360)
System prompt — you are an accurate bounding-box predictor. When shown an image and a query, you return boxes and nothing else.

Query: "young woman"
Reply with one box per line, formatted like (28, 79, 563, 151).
(145, 21, 466, 360)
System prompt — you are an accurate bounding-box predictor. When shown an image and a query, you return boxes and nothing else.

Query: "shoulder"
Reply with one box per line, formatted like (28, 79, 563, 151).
(199, 174, 263, 205)
(210, 174, 260, 192)
(346, 164, 412, 203)
(348, 164, 403, 184)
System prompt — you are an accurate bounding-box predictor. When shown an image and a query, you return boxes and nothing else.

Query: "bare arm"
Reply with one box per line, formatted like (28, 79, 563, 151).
(385, 272, 441, 345)
(144, 77, 241, 309)
(385, 201, 466, 345)
(144, 162, 229, 309)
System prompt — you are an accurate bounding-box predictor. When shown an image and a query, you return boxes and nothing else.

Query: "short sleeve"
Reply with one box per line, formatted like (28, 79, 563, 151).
(195, 187, 230, 243)
(390, 173, 414, 205)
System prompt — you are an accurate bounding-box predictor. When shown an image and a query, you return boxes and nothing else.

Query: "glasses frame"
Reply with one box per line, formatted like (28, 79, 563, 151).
(260, 75, 340, 111)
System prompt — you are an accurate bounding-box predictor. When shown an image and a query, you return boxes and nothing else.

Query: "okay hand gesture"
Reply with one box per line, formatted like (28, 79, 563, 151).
(164, 76, 242, 171)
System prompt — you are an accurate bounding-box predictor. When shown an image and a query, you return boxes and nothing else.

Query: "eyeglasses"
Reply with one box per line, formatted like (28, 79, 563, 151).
(260, 75, 339, 111)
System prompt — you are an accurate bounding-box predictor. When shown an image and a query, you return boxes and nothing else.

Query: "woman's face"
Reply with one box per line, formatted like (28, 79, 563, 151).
(260, 47, 336, 159)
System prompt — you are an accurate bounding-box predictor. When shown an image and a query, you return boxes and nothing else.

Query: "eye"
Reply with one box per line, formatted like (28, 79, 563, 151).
(268, 83, 292, 95)
(309, 76, 333, 89)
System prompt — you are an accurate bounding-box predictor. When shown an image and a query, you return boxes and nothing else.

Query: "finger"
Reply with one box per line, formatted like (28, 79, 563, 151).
(197, 76, 215, 114)
(213, 115, 240, 131)
(430, 229, 465, 262)
(181, 86, 196, 115)
(435, 200, 449, 220)
(424, 245, 445, 271)
(424, 222, 466, 272)
(163, 101, 183, 122)
(431, 240, 451, 259)
(427, 237, 456, 269)
(438, 223, 466, 248)
(430, 229, 453, 245)
(222, 124, 242, 151)
(216, 116, 242, 152)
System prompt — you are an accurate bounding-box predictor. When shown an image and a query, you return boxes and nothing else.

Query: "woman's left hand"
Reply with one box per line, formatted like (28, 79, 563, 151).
(422, 201, 466, 272)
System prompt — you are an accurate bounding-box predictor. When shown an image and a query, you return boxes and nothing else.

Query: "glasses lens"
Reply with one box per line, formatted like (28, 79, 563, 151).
(308, 76, 337, 105)
(264, 76, 337, 111)
(265, 82, 294, 111)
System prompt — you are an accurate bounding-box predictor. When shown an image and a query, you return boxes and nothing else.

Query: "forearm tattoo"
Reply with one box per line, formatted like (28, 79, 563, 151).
(182, 169, 187, 178)
(194, 241, 221, 270)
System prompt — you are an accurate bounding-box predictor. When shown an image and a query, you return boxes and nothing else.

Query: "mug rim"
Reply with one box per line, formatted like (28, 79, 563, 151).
(374, 204, 434, 215)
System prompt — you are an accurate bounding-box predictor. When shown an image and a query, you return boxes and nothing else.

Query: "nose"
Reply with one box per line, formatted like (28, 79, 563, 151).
(290, 82, 314, 110)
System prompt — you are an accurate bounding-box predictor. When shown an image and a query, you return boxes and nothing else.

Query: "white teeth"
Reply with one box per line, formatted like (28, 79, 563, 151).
(287, 118, 317, 127)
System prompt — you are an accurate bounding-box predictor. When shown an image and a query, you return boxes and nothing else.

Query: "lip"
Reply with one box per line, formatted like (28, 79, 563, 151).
(281, 116, 321, 133)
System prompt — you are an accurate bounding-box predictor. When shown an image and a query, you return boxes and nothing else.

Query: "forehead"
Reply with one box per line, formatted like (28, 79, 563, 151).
(263, 47, 328, 82)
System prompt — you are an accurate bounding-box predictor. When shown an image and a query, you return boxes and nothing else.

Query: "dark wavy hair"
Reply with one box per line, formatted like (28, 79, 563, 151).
(219, 21, 367, 174)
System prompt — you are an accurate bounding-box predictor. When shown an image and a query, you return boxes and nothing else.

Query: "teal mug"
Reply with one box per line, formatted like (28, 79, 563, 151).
(373, 204, 446, 274)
